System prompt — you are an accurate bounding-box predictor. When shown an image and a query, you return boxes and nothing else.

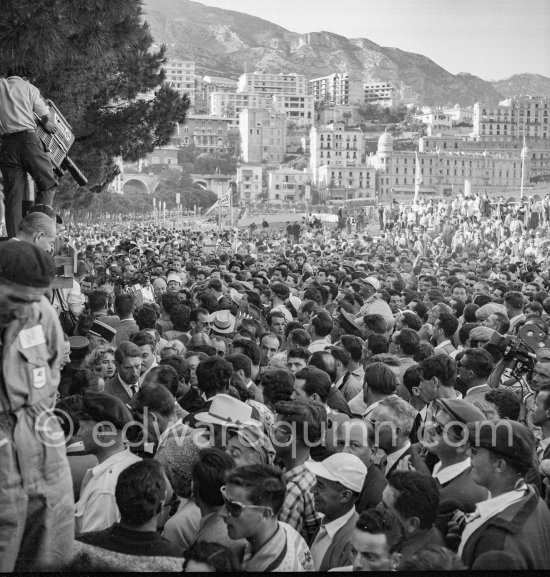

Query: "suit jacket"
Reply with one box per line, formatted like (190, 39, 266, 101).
(384, 445, 430, 479)
(317, 509, 358, 571)
(105, 375, 132, 406)
(356, 464, 387, 513)
(327, 387, 352, 418)
(460, 486, 550, 570)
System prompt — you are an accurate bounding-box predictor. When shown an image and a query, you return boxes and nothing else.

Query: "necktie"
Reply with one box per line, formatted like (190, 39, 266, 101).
(338, 372, 350, 390)
(130, 384, 138, 397)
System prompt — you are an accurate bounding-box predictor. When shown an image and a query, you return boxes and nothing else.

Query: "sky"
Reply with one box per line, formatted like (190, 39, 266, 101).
(194, 0, 550, 80)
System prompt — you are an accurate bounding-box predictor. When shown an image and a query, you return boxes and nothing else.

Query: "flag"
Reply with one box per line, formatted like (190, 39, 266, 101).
(205, 186, 232, 216)
(414, 152, 423, 202)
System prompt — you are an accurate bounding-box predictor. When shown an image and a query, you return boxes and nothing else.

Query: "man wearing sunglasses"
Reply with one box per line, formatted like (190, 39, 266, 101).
(220, 464, 314, 572)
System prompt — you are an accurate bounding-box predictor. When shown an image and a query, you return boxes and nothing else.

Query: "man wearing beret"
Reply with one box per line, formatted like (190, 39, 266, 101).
(0, 240, 74, 571)
(456, 420, 550, 569)
(424, 399, 489, 537)
(74, 390, 141, 534)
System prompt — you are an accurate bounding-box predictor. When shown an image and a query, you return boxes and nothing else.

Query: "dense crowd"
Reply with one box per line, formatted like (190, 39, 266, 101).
(4, 190, 550, 571)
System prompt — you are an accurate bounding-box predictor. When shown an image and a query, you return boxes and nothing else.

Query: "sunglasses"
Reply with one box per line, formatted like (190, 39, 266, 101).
(220, 486, 272, 518)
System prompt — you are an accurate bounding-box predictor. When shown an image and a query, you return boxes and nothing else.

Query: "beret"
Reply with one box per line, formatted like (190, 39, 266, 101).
(0, 239, 55, 290)
(81, 390, 133, 429)
(466, 419, 535, 468)
(435, 398, 485, 425)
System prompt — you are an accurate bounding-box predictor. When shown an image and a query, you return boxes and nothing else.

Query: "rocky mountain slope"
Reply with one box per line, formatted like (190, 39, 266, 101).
(143, 0, 547, 105)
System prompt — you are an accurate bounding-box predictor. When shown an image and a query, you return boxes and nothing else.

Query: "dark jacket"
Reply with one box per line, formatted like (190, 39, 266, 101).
(317, 509, 358, 571)
(327, 387, 352, 418)
(356, 464, 387, 513)
(104, 375, 132, 406)
(460, 485, 550, 570)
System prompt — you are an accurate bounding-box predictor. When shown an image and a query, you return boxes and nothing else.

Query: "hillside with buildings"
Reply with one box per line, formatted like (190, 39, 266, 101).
(143, 0, 504, 106)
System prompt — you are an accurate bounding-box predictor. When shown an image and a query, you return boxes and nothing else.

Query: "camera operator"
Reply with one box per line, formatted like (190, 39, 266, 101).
(0, 65, 59, 237)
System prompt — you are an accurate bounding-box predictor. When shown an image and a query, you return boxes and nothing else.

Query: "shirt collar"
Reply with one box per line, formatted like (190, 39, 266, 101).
(475, 484, 528, 520)
(432, 457, 471, 484)
(322, 506, 356, 540)
(466, 383, 489, 395)
(91, 449, 133, 479)
(385, 440, 411, 474)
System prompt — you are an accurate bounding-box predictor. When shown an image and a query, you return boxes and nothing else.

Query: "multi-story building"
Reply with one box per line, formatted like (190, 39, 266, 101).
(413, 111, 453, 132)
(268, 167, 312, 204)
(178, 115, 231, 154)
(237, 72, 307, 95)
(317, 164, 376, 201)
(443, 104, 474, 125)
(309, 122, 365, 183)
(364, 82, 393, 105)
(210, 92, 272, 127)
(239, 108, 286, 164)
(371, 131, 528, 201)
(308, 73, 364, 106)
(145, 146, 179, 167)
(194, 75, 238, 114)
(237, 164, 263, 205)
(163, 59, 195, 106)
(272, 94, 314, 126)
(420, 134, 550, 180)
(473, 96, 550, 141)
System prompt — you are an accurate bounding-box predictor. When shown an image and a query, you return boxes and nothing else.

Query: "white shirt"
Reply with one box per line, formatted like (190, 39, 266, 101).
(310, 506, 356, 570)
(385, 440, 411, 475)
(458, 484, 528, 557)
(75, 449, 141, 534)
(432, 457, 472, 485)
(309, 337, 330, 353)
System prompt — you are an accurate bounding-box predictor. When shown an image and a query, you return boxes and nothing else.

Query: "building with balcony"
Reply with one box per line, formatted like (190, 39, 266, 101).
(308, 73, 364, 106)
(178, 115, 231, 153)
(268, 167, 312, 204)
(238, 72, 307, 95)
(163, 59, 195, 106)
(473, 96, 549, 141)
(237, 164, 263, 205)
(194, 75, 238, 114)
(372, 131, 528, 201)
(309, 122, 365, 183)
(210, 92, 272, 127)
(272, 94, 314, 126)
(317, 164, 376, 201)
(239, 108, 286, 164)
(364, 82, 393, 105)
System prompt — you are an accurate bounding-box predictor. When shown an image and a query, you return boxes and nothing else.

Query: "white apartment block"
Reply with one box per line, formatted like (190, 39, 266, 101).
(194, 75, 238, 114)
(309, 122, 365, 183)
(372, 131, 527, 200)
(210, 92, 272, 126)
(237, 164, 263, 204)
(443, 104, 474, 125)
(473, 96, 550, 141)
(364, 82, 393, 105)
(239, 108, 286, 164)
(317, 164, 376, 199)
(272, 94, 314, 126)
(413, 111, 454, 132)
(163, 59, 195, 105)
(308, 73, 364, 105)
(238, 72, 307, 95)
(268, 167, 312, 204)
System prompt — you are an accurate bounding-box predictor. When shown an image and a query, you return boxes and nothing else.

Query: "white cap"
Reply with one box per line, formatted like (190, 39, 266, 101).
(306, 453, 367, 492)
(364, 276, 381, 290)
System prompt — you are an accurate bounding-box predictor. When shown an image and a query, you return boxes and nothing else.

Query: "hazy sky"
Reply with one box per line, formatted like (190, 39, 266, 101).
(195, 0, 550, 80)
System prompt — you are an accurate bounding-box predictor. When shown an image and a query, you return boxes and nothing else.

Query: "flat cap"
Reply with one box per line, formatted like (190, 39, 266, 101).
(0, 239, 55, 291)
(435, 398, 485, 424)
(339, 310, 362, 335)
(466, 419, 535, 468)
(81, 390, 133, 429)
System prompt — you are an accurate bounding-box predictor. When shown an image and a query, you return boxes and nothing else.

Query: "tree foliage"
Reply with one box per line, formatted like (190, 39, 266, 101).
(0, 0, 190, 208)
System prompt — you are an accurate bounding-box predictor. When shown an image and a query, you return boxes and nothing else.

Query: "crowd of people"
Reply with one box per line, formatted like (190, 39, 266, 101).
(3, 188, 550, 572)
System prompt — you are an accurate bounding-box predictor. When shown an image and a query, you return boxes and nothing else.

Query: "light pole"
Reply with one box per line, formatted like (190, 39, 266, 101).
(520, 134, 528, 200)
